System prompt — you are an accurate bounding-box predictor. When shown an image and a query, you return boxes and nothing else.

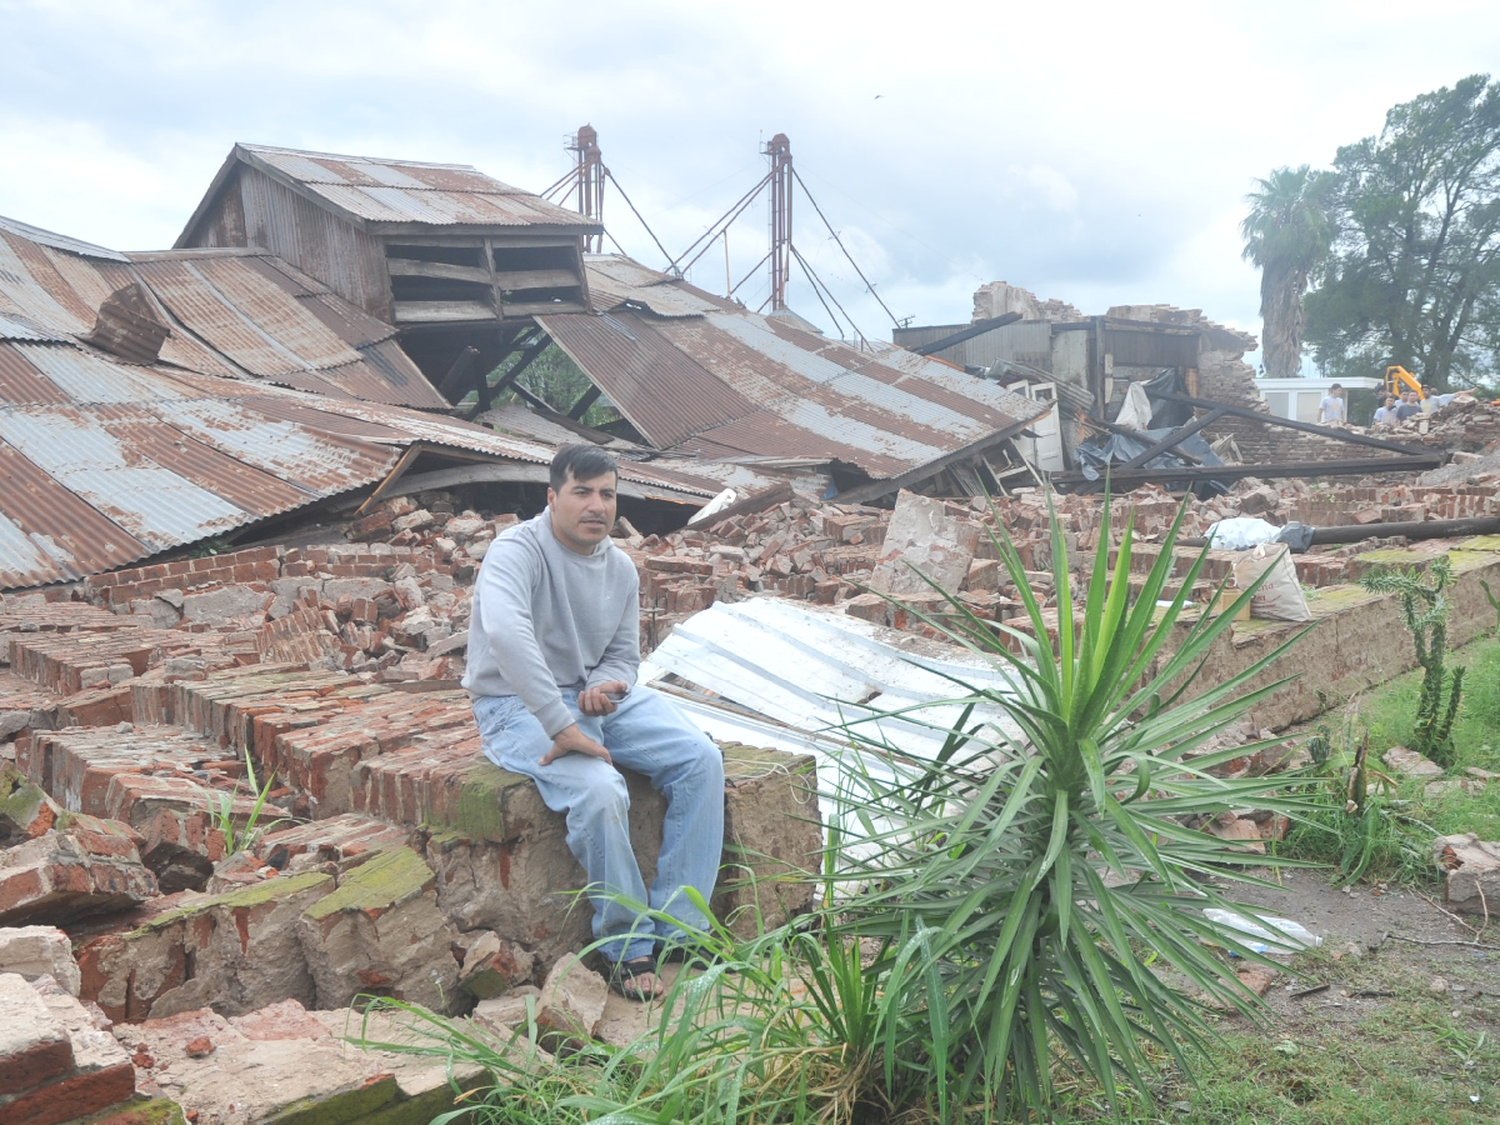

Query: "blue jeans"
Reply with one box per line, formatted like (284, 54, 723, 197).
(472, 686, 725, 963)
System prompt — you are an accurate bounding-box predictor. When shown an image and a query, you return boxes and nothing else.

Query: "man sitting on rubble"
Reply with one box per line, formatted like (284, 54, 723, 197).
(463, 444, 725, 1001)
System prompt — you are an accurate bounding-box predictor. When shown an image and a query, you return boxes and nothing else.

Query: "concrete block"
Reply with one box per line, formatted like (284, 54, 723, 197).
(0, 926, 82, 995)
(870, 490, 980, 597)
(298, 846, 460, 1012)
(535, 954, 609, 1049)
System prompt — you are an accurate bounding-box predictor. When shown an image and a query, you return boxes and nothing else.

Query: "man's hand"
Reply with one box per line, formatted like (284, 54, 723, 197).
(579, 681, 629, 717)
(538, 724, 612, 767)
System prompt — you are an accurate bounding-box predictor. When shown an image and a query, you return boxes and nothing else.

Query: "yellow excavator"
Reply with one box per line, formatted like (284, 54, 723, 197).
(1384, 365, 1426, 400)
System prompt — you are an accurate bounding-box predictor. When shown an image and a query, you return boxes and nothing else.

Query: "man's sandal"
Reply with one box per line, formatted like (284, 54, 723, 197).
(607, 954, 662, 1002)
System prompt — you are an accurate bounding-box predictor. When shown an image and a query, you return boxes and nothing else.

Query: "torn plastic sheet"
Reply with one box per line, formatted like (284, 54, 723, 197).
(1074, 426, 1228, 494)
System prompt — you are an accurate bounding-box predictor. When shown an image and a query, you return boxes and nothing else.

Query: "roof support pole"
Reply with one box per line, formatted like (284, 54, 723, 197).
(567, 126, 606, 253)
(764, 134, 792, 311)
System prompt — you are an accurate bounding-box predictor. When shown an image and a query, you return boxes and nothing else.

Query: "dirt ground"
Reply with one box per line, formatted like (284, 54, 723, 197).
(1226, 866, 1499, 1032)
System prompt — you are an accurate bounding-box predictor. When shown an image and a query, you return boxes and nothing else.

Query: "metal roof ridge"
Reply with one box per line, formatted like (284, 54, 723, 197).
(237, 142, 483, 173)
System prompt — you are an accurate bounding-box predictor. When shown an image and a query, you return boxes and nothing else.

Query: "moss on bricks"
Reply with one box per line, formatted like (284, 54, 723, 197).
(427, 762, 530, 841)
(71, 1095, 189, 1125)
(260, 1072, 401, 1125)
(69, 1095, 189, 1125)
(127, 871, 335, 936)
(302, 846, 432, 920)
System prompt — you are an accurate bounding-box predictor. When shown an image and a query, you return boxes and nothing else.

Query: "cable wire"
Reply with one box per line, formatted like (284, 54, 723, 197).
(793, 243, 866, 347)
(793, 168, 899, 328)
(604, 169, 675, 268)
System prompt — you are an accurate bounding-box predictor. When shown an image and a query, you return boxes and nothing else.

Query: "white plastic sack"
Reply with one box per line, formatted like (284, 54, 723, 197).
(1203, 908, 1322, 952)
(1206, 517, 1281, 551)
(1114, 382, 1154, 431)
(1232, 543, 1312, 623)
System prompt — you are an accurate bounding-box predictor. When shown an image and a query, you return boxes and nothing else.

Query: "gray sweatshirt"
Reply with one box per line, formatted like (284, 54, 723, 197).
(462, 509, 640, 738)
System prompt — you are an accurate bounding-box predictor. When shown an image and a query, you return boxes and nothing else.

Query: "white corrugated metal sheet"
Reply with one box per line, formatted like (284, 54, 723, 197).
(640, 596, 1022, 760)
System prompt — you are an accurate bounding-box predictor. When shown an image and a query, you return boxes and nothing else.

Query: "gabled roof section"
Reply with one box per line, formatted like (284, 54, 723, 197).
(177, 144, 603, 244)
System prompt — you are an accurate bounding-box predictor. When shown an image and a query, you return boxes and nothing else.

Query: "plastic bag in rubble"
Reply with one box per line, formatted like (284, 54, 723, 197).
(1206, 517, 1281, 551)
(1232, 543, 1312, 622)
(1203, 908, 1322, 953)
(1274, 521, 1316, 553)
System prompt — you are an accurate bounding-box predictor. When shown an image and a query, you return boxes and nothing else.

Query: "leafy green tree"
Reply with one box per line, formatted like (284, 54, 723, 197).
(481, 342, 621, 429)
(1241, 165, 1338, 377)
(1305, 74, 1500, 388)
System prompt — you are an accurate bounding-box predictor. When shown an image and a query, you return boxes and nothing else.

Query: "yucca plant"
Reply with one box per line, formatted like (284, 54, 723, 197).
(826, 495, 1323, 1121)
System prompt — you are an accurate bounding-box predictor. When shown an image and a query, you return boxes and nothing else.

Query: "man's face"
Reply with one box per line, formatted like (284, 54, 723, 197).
(548, 469, 618, 555)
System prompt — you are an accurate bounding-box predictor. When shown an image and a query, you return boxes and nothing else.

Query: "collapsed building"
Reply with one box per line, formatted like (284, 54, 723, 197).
(3, 144, 1500, 1125)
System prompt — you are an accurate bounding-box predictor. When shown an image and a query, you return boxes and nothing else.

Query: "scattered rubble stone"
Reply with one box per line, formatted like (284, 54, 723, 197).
(1433, 833, 1500, 915)
(535, 953, 609, 1051)
(0, 973, 136, 1125)
(112, 1000, 485, 1125)
(0, 816, 159, 926)
(0, 925, 82, 995)
(297, 845, 460, 1013)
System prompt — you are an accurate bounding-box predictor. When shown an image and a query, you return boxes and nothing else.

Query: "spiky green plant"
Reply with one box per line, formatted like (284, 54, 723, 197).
(207, 747, 285, 856)
(824, 496, 1323, 1121)
(1362, 557, 1465, 766)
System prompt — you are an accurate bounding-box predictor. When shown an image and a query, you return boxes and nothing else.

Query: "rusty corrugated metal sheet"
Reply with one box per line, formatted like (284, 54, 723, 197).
(540, 299, 1047, 484)
(241, 145, 598, 231)
(540, 311, 756, 448)
(0, 344, 69, 403)
(129, 250, 446, 409)
(583, 255, 734, 319)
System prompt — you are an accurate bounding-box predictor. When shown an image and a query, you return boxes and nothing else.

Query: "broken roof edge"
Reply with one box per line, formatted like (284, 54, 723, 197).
(0, 214, 129, 262)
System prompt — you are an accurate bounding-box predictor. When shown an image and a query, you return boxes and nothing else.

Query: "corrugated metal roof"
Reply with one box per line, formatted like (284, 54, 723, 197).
(584, 255, 731, 318)
(0, 216, 444, 410)
(237, 144, 599, 232)
(129, 249, 448, 409)
(0, 215, 128, 262)
(0, 220, 726, 590)
(539, 297, 1047, 484)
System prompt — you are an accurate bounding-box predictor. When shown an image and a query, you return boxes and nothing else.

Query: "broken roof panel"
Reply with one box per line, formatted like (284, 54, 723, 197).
(0, 216, 443, 409)
(540, 262, 1046, 487)
(584, 254, 732, 319)
(641, 597, 1022, 760)
(130, 249, 447, 409)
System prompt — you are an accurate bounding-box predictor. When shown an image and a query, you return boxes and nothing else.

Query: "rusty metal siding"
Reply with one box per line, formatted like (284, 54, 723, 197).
(238, 170, 391, 319)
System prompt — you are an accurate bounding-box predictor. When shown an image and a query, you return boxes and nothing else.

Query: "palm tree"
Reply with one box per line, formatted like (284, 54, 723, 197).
(1241, 165, 1337, 378)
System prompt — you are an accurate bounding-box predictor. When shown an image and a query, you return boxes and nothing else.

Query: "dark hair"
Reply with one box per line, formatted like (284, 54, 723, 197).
(550, 444, 618, 491)
(1330, 383, 1342, 390)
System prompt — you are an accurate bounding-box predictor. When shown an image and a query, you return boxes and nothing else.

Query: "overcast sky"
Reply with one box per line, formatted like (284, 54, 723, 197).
(3, 0, 1498, 368)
